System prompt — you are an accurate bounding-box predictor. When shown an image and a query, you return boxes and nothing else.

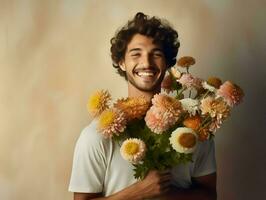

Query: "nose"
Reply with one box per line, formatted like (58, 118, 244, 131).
(140, 53, 153, 68)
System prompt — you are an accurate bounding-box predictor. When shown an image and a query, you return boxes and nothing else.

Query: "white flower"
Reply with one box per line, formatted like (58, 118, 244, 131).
(169, 127, 198, 154)
(120, 138, 146, 164)
(161, 90, 177, 97)
(202, 81, 217, 92)
(169, 67, 182, 79)
(180, 98, 200, 116)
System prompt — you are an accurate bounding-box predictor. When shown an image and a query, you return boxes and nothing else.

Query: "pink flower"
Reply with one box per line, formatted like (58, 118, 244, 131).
(145, 107, 178, 134)
(209, 118, 223, 133)
(178, 73, 202, 90)
(217, 81, 244, 107)
(145, 94, 183, 134)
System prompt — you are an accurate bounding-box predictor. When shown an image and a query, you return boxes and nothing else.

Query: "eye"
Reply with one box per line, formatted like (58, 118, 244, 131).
(131, 53, 141, 57)
(153, 52, 163, 58)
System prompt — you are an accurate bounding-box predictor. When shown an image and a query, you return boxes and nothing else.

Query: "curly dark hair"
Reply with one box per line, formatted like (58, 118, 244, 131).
(110, 12, 180, 79)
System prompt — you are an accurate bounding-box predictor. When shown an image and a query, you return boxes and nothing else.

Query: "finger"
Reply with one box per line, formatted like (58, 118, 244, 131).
(160, 181, 172, 192)
(161, 186, 171, 194)
(159, 169, 171, 175)
(160, 173, 172, 181)
(160, 176, 172, 184)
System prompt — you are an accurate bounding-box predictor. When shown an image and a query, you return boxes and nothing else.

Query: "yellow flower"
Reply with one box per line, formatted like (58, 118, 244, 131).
(87, 90, 111, 117)
(97, 108, 126, 138)
(170, 127, 198, 153)
(177, 56, 196, 68)
(114, 97, 150, 121)
(120, 138, 146, 164)
(98, 110, 115, 129)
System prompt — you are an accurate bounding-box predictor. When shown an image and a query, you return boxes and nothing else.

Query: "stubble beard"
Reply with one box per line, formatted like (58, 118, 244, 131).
(126, 71, 166, 93)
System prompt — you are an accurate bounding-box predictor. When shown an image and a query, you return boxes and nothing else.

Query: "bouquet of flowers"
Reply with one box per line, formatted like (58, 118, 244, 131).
(86, 56, 244, 180)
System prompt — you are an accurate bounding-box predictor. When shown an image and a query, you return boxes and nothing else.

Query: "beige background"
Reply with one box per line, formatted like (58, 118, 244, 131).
(1, 0, 266, 199)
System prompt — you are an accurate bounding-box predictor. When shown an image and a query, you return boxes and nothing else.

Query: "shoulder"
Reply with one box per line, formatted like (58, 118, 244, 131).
(75, 119, 111, 154)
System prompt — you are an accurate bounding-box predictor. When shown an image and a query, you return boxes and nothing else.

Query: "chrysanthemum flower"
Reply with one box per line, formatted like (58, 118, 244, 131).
(169, 127, 198, 154)
(169, 67, 182, 79)
(202, 81, 216, 92)
(114, 97, 150, 121)
(120, 138, 146, 164)
(97, 108, 126, 138)
(180, 98, 200, 116)
(178, 73, 203, 90)
(161, 74, 174, 93)
(200, 96, 230, 118)
(200, 96, 230, 119)
(152, 94, 182, 112)
(197, 128, 210, 141)
(183, 115, 202, 130)
(200, 96, 213, 115)
(207, 77, 222, 89)
(145, 107, 172, 134)
(145, 94, 183, 134)
(87, 90, 111, 117)
(217, 81, 244, 107)
(177, 56, 196, 68)
(208, 118, 223, 133)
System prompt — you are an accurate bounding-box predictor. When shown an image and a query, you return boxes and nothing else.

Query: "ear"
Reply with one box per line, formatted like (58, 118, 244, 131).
(119, 60, 126, 71)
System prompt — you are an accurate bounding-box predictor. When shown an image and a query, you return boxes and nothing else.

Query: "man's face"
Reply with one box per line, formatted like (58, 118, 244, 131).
(120, 34, 167, 92)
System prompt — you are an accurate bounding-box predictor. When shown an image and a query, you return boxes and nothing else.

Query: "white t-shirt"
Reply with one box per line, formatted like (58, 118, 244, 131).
(69, 120, 216, 196)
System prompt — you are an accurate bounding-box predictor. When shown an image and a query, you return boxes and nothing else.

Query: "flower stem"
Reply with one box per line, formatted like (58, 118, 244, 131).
(176, 87, 186, 99)
(197, 115, 212, 132)
(201, 90, 211, 100)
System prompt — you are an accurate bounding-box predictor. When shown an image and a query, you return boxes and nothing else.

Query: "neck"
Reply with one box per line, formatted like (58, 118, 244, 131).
(127, 82, 160, 102)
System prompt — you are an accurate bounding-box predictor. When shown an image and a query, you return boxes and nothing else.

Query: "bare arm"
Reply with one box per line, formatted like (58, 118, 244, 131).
(160, 172, 217, 200)
(73, 172, 216, 200)
(73, 170, 172, 200)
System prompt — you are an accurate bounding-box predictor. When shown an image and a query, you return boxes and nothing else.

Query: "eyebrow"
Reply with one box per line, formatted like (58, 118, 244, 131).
(128, 48, 141, 53)
(128, 48, 163, 53)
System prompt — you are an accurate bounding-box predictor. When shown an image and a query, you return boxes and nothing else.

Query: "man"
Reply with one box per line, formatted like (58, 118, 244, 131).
(69, 12, 217, 200)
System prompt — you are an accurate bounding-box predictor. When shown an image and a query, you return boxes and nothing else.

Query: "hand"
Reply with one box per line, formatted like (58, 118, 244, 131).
(136, 170, 172, 199)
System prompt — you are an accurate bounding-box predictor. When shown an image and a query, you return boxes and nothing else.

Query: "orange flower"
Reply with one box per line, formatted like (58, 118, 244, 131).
(207, 77, 222, 89)
(114, 97, 150, 121)
(177, 56, 196, 68)
(200, 96, 230, 119)
(197, 128, 210, 141)
(152, 94, 181, 111)
(183, 115, 202, 130)
(161, 74, 174, 93)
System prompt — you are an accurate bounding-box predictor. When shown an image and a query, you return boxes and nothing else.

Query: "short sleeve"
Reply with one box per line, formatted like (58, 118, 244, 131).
(192, 139, 217, 177)
(68, 123, 107, 193)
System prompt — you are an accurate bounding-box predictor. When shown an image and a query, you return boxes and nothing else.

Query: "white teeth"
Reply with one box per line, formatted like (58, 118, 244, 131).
(137, 72, 155, 77)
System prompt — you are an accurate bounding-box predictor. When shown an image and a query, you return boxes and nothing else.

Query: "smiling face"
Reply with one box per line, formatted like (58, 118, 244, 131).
(119, 34, 168, 94)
